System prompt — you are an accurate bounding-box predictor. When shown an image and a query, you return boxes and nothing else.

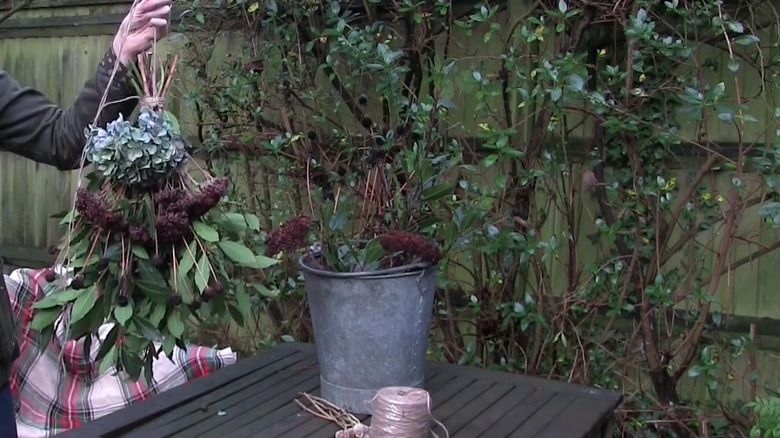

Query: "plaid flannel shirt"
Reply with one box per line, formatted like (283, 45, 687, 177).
(0, 259, 19, 375)
(4, 267, 237, 438)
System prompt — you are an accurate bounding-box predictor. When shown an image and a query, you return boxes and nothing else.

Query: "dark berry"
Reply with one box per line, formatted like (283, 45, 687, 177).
(151, 254, 165, 268)
(361, 117, 373, 128)
(307, 130, 317, 140)
(337, 167, 347, 176)
(117, 295, 129, 307)
(44, 269, 57, 283)
(202, 287, 216, 301)
(190, 299, 202, 310)
(358, 96, 368, 105)
(412, 132, 422, 141)
(212, 282, 224, 294)
(71, 275, 85, 290)
(169, 294, 183, 306)
(395, 125, 406, 136)
(98, 258, 109, 270)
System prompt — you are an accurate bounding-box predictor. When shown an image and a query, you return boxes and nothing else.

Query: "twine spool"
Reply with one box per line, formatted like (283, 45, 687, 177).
(369, 386, 440, 438)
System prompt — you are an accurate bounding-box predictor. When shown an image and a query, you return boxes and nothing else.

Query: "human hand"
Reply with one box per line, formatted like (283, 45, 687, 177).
(112, 0, 172, 67)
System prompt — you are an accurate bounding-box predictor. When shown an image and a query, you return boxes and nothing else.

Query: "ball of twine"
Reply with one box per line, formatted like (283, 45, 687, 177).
(369, 386, 448, 438)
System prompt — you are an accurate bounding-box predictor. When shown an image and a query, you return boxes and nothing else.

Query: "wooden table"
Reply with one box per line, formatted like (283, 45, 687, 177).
(58, 342, 622, 437)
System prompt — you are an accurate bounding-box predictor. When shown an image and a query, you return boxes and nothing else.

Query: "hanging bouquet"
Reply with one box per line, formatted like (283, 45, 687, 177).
(29, 54, 277, 381)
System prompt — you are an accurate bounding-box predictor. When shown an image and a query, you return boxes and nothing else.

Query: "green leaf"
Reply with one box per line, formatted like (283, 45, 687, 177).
(114, 302, 134, 325)
(178, 242, 197, 277)
(328, 211, 348, 233)
(483, 154, 499, 168)
(734, 35, 760, 46)
(194, 253, 211, 292)
(363, 238, 384, 266)
(33, 289, 81, 309)
(136, 260, 173, 299)
(193, 220, 220, 243)
(31, 308, 61, 331)
(96, 325, 119, 361)
(70, 286, 98, 324)
(217, 241, 260, 267)
(234, 283, 252, 323)
(132, 245, 150, 260)
(121, 349, 143, 381)
(132, 315, 162, 342)
(175, 274, 195, 304)
(220, 213, 253, 234)
(59, 210, 78, 226)
(149, 303, 166, 327)
(255, 255, 280, 269)
(163, 111, 181, 135)
(253, 283, 274, 297)
(98, 344, 118, 375)
(227, 303, 244, 327)
(166, 310, 185, 338)
(162, 335, 176, 358)
(244, 214, 260, 231)
(422, 184, 454, 202)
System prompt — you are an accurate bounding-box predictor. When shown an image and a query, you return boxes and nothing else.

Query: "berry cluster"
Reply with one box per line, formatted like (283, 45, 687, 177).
(141, 179, 229, 244)
(75, 188, 124, 231)
(265, 215, 313, 257)
(378, 231, 441, 264)
(129, 226, 153, 246)
(155, 211, 191, 243)
(187, 179, 228, 218)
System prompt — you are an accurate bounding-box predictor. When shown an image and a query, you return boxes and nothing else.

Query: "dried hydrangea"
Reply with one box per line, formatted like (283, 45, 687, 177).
(85, 107, 188, 188)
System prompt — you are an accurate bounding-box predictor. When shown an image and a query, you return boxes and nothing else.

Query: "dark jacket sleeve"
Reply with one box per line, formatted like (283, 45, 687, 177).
(0, 48, 138, 170)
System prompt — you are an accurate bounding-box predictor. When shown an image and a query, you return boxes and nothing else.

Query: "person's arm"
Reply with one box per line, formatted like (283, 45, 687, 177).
(0, 48, 139, 170)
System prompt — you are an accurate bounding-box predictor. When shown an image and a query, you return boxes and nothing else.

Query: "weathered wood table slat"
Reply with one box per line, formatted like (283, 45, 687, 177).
(58, 343, 622, 438)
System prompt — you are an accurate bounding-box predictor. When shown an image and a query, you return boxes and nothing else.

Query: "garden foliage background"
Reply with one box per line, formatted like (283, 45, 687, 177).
(3, 0, 780, 435)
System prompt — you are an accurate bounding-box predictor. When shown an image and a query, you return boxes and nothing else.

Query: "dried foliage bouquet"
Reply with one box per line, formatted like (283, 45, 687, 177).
(29, 54, 276, 381)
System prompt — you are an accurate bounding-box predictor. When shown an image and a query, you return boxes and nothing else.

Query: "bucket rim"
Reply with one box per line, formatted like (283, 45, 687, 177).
(298, 253, 436, 279)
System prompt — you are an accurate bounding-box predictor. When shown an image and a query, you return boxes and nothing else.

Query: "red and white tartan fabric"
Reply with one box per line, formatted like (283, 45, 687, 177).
(4, 267, 237, 438)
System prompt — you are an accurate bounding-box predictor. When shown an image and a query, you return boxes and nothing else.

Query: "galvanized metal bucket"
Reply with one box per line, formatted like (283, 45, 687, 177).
(299, 254, 437, 415)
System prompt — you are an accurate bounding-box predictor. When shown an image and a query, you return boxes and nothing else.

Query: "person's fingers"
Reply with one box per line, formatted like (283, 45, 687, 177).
(148, 17, 167, 27)
(148, 17, 169, 36)
(134, 6, 170, 27)
(136, 0, 172, 14)
(141, 5, 171, 20)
